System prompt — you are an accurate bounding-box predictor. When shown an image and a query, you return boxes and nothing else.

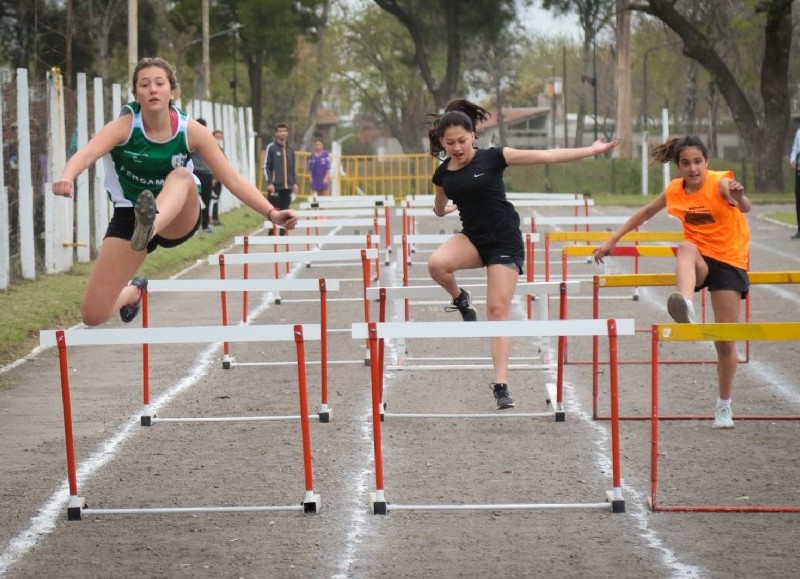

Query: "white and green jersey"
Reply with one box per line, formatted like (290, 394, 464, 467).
(104, 102, 195, 206)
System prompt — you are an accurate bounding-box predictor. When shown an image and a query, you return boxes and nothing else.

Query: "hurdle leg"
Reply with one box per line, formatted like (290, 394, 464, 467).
(367, 324, 388, 514)
(606, 320, 625, 513)
(294, 325, 321, 513)
(218, 255, 234, 369)
(141, 291, 152, 426)
(56, 332, 86, 521)
(318, 280, 331, 423)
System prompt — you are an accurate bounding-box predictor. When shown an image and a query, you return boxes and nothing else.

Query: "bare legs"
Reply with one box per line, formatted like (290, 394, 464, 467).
(81, 169, 200, 326)
(674, 241, 741, 402)
(428, 235, 520, 384)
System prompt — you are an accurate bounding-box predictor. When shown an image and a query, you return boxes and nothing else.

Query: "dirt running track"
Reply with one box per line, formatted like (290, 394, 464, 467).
(1, 204, 800, 579)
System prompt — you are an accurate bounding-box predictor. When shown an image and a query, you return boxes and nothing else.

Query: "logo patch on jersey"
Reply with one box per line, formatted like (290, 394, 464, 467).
(473, 172, 485, 178)
(171, 153, 188, 168)
(685, 208, 715, 225)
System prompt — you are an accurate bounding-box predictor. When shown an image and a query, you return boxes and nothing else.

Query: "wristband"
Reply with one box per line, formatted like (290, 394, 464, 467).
(267, 208, 278, 223)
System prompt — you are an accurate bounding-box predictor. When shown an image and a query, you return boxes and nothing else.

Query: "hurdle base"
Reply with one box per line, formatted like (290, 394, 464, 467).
(318, 407, 332, 423)
(275, 298, 282, 305)
(606, 491, 625, 513)
(140, 415, 152, 427)
(371, 493, 388, 515)
(67, 496, 86, 521)
(222, 355, 235, 370)
(302, 494, 322, 514)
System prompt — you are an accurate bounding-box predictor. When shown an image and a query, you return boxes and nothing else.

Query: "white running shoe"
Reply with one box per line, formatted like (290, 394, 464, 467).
(712, 405, 735, 429)
(667, 292, 696, 323)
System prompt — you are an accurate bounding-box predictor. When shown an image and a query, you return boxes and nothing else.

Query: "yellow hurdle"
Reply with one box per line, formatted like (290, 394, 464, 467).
(655, 321, 800, 342)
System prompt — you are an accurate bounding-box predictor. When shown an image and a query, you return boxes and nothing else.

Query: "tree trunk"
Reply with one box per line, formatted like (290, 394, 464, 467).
(615, 0, 633, 158)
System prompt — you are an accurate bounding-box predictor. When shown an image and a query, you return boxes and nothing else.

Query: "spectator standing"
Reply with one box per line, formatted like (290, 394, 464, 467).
(789, 126, 800, 239)
(192, 118, 215, 232)
(263, 123, 298, 210)
(210, 129, 225, 226)
(308, 136, 331, 197)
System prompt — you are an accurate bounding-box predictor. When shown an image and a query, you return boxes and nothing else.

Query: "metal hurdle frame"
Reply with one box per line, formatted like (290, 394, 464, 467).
(140, 278, 339, 424)
(300, 194, 395, 208)
(591, 272, 800, 421)
(209, 248, 379, 369)
(39, 324, 323, 520)
(352, 319, 634, 514)
(268, 206, 393, 262)
(649, 322, 800, 513)
(365, 282, 579, 422)
(233, 233, 380, 284)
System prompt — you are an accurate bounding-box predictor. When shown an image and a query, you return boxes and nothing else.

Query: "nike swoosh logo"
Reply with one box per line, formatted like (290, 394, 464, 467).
(473, 172, 485, 178)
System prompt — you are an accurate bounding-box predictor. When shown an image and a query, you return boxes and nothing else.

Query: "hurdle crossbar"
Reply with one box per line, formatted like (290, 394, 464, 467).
(650, 322, 800, 513)
(39, 324, 322, 520)
(141, 278, 340, 423)
(589, 272, 800, 419)
(351, 319, 633, 514)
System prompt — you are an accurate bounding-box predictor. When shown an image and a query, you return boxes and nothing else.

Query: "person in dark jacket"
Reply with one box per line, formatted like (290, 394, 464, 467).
(192, 118, 214, 232)
(263, 123, 297, 211)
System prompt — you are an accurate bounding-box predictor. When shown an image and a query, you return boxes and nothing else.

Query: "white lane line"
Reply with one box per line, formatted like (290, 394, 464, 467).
(0, 233, 313, 576)
(333, 255, 402, 577)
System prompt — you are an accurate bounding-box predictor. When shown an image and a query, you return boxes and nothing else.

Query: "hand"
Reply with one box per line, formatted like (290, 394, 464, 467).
(590, 137, 620, 156)
(721, 179, 744, 207)
(592, 242, 614, 264)
(272, 209, 298, 230)
(267, 183, 275, 194)
(52, 178, 74, 198)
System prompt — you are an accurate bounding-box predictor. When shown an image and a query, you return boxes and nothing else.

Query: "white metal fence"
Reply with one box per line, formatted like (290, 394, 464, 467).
(0, 68, 255, 290)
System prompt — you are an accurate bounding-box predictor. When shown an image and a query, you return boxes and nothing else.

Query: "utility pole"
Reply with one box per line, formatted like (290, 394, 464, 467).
(128, 0, 138, 89)
(202, 0, 211, 100)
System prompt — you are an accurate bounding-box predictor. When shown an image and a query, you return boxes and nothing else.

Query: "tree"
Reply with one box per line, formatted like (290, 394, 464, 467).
(628, 0, 794, 192)
(372, 0, 521, 109)
(542, 0, 616, 148)
(336, 4, 434, 153)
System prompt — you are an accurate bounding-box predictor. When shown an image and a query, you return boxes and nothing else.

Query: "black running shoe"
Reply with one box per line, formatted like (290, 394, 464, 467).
(491, 383, 515, 409)
(119, 277, 148, 323)
(131, 190, 157, 251)
(445, 288, 477, 321)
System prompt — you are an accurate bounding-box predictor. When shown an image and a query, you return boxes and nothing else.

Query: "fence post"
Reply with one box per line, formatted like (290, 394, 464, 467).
(75, 73, 90, 262)
(16, 68, 36, 280)
(92, 77, 108, 252)
(0, 86, 7, 290)
(45, 67, 71, 274)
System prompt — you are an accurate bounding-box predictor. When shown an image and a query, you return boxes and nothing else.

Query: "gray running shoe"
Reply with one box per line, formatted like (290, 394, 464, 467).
(445, 288, 478, 321)
(491, 383, 515, 409)
(667, 292, 696, 323)
(131, 190, 157, 251)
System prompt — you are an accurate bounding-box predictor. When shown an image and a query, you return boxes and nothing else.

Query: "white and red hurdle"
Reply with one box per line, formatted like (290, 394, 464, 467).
(352, 318, 635, 514)
(39, 324, 322, 520)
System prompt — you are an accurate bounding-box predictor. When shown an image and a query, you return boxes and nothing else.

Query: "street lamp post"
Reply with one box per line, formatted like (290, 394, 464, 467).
(187, 23, 243, 104)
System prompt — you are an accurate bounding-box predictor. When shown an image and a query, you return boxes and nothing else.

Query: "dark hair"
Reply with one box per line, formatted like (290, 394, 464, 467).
(650, 135, 708, 165)
(427, 99, 490, 157)
(196, 118, 207, 127)
(275, 123, 288, 131)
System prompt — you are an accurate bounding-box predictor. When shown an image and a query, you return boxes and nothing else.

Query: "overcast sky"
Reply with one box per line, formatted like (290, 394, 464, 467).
(522, 4, 582, 39)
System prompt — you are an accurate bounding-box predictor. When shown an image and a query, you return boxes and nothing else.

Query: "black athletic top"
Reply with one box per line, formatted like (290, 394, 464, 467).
(432, 147, 522, 252)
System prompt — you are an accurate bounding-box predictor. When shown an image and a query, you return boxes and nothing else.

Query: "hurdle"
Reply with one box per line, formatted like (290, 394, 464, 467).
(291, 218, 390, 265)
(352, 318, 634, 514)
(300, 194, 395, 208)
(232, 235, 380, 286)
(545, 231, 683, 286)
(39, 324, 322, 520)
(140, 277, 339, 423)
(209, 249, 378, 366)
(530, 214, 628, 234)
(590, 272, 800, 420)
(649, 322, 800, 513)
(272, 205, 393, 260)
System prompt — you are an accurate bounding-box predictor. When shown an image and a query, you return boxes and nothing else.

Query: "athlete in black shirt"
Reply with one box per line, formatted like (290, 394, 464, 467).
(427, 99, 618, 409)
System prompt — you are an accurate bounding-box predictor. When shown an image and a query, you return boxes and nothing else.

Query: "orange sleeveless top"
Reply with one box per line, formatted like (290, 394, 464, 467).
(664, 170, 750, 270)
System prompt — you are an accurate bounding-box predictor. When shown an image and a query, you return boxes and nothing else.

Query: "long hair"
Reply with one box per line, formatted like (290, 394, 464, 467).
(650, 135, 708, 165)
(426, 99, 490, 157)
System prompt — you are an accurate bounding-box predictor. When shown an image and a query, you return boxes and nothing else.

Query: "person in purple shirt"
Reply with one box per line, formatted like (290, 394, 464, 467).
(308, 136, 331, 196)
